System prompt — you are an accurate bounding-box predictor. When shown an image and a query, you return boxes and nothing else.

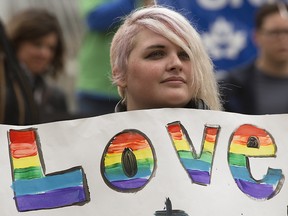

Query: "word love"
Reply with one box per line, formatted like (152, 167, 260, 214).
(8, 122, 283, 212)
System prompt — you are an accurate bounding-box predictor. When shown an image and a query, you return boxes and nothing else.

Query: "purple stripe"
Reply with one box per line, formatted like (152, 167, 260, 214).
(188, 170, 210, 185)
(112, 178, 148, 190)
(16, 186, 87, 211)
(236, 179, 274, 199)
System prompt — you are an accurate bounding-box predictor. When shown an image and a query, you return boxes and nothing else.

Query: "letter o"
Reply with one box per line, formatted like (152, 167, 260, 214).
(101, 129, 156, 192)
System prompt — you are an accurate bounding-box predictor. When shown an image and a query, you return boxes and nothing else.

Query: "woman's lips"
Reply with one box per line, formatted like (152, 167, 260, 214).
(161, 76, 186, 84)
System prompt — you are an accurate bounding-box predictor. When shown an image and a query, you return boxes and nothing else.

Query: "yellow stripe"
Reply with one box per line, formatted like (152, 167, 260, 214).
(174, 140, 215, 153)
(203, 141, 215, 152)
(104, 148, 153, 166)
(174, 140, 190, 151)
(229, 143, 276, 156)
(12, 155, 42, 169)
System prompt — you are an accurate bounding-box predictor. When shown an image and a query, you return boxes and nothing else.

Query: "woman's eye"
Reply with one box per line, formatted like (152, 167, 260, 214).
(178, 51, 190, 60)
(145, 50, 165, 59)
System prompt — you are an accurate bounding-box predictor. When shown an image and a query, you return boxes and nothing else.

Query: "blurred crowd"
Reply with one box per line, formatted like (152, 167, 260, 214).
(0, 0, 287, 125)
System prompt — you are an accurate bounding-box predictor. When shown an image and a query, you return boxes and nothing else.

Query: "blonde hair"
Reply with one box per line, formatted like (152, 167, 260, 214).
(110, 6, 222, 110)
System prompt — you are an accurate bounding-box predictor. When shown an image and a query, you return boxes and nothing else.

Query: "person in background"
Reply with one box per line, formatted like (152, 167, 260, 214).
(0, 19, 38, 125)
(76, 0, 155, 117)
(220, 3, 288, 115)
(110, 6, 222, 112)
(5, 8, 69, 123)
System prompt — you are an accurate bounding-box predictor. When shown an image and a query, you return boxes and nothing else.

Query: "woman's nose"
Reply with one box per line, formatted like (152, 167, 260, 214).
(166, 53, 183, 72)
(38, 46, 53, 59)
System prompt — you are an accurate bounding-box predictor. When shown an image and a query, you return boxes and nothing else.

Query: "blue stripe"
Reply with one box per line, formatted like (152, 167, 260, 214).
(13, 169, 84, 196)
(181, 158, 211, 172)
(230, 165, 283, 185)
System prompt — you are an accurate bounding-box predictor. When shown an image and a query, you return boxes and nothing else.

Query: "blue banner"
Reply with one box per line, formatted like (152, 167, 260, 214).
(157, 0, 271, 72)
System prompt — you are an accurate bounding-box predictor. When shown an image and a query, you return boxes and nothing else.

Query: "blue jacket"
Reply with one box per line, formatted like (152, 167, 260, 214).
(86, 0, 136, 31)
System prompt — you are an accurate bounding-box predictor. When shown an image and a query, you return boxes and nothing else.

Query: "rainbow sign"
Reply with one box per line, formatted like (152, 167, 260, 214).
(167, 122, 220, 185)
(101, 130, 156, 192)
(9, 128, 89, 211)
(228, 124, 284, 200)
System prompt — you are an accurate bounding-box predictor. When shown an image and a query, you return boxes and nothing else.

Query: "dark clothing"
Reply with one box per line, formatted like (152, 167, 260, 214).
(114, 99, 210, 112)
(3, 66, 69, 124)
(220, 61, 288, 115)
(31, 75, 69, 123)
(76, 92, 118, 117)
(0, 55, 69, 125)
(0, 20, 39, 125)
(0, 55, 39, 125)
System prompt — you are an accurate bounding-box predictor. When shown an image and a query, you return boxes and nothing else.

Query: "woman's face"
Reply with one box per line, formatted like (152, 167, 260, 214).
(17, 33, 58, 75)
(119, 28, 193, 110)
(255, 12, 288, 64)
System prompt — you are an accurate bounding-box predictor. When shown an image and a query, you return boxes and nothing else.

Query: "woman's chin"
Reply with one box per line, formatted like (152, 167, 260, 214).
(158, 99, 190, 109)
(161, 94, 190, 107)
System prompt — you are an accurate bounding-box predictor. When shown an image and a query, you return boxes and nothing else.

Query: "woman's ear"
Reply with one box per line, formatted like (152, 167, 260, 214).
(112, 67, 127, 88)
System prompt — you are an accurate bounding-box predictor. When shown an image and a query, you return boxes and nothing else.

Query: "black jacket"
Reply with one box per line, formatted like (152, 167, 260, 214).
(220, 61, 258, 114)
(0, 19, 39, 125)
(114, 99, 210, 112)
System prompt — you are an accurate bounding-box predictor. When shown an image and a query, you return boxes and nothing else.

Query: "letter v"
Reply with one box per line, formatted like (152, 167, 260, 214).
(166, 121, 220, 185)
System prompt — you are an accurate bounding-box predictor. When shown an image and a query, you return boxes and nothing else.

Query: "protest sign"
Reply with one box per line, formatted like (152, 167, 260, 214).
(0, 109, 287, 215)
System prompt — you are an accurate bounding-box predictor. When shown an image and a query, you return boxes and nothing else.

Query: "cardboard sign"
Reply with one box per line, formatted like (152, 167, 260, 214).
(0, 109, 287, 215)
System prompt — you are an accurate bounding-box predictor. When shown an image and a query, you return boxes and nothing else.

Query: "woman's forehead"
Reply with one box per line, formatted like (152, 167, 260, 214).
(132, 28, 185, 49)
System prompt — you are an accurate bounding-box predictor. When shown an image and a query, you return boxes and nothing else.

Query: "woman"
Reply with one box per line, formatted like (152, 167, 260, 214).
(110, 6, 222, 111)
(5, 9, 68, 123)
(0, 18, 38, 125)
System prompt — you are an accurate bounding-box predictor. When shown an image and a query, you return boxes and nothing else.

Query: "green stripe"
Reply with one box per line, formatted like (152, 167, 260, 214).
(228, 153, 246, 167)
(14, 166, 43, 180)
(178, 150, 212, 163)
